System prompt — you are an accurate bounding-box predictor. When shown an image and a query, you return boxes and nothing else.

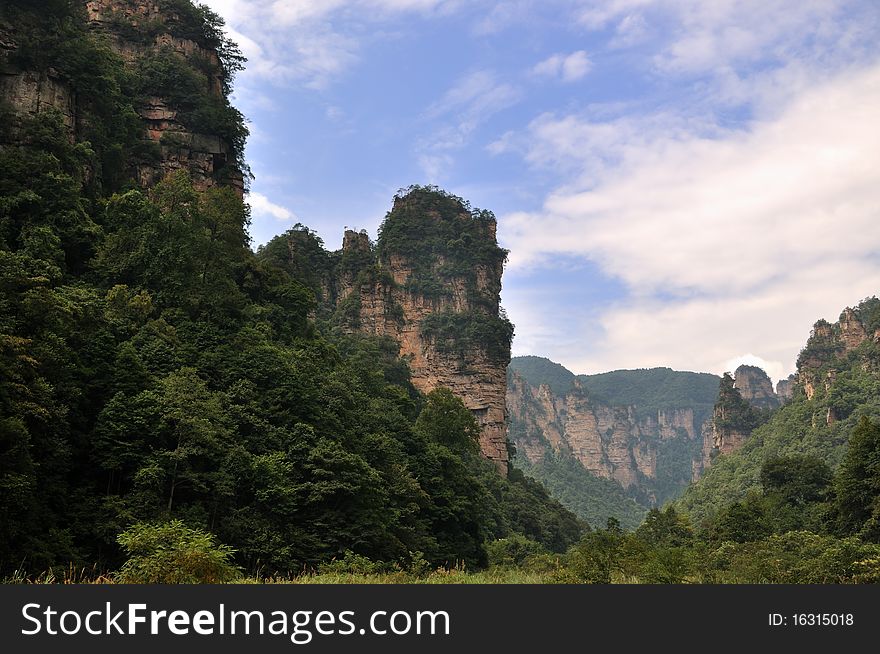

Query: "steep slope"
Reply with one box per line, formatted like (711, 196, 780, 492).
(507, 357, 721, 525)
(0, 0, 246, 194)
(507, 371, 647, 528)
(260, 186, 515, 472)
(0, 2, 582, 576)
(677, 298, 880, 525)
(733, 365, 781, 410)
(694, 368, 772, 478)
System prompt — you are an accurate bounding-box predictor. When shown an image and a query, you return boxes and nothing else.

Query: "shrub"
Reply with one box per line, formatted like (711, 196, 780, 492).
(318, 551, 388, 576)
(115, 520, 240, 584)
(486, 535, 548, 568)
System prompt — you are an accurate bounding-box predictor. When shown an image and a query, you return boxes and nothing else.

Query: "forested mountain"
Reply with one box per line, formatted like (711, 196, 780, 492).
(260, 187, 515, 471)
(504, 307, 880, 583)
(677, 299, 880, 526)
(0, 0, 583, 578)
(4, 1, 880, 586)
(507, 358, 721, 528)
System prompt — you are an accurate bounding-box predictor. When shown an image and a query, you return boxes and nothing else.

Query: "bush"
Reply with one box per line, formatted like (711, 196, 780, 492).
(706, 531, 880, 584)
(556, 531, 621, 584)
(115, 520, 240, 584)
(486, 535, 548, 568)
(318, 551, 388, 576)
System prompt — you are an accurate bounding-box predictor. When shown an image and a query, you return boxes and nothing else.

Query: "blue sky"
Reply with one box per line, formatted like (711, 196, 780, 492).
(201, 0, 880, 382)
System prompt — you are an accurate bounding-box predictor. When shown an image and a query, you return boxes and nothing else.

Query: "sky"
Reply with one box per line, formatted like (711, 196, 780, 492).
(200, 0, 880, 383)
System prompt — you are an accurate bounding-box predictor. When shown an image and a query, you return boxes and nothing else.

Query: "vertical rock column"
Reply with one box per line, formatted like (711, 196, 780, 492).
(343, 191, 512, 473)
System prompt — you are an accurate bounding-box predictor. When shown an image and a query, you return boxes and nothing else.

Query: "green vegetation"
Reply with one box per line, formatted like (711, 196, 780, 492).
(508, 360, 722, 523)
(421, 310, 514, 364)
(713, 372, 769, 433)
(0, 146, 582, 577)
(5, 1, 880, 586)
(578, 367, 720, 423)
(0, 3, 582, 581)
(108, 0, 246, 92)
(796, 318, 844, 369)
(1, 2, 153, 194)
(377, 185, 507, 303)
(677, 304, 880, 526)
(509, 356, 576, 396)
(1, 0, 248, 188)
(516, 451, 647, 530)
(832, 417, 880, 540)
(134, 47, 248, 177)
(115, 520, 240, 584)
(257, 224, 335, 305)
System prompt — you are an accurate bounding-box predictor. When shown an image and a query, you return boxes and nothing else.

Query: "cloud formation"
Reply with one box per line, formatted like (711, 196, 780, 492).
(418, 70, 522, 180)
(201, 0, 463, 89)
(531, 51, 592, 82)
(247, 192, 299, 222)
(501, 63, 880, 380)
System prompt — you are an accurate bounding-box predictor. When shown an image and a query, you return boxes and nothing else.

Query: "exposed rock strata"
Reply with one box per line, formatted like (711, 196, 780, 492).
(333, 198, 511, 473)
(1, 1, 241, 193)
(507, 372, 703, 501)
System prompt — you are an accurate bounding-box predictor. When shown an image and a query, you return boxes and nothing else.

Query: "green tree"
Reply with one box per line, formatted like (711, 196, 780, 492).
(760, 455, 832, 506)
(415, 387, 481, 454)
(833, 417, 880, 541)
(635, 506, 694, 548)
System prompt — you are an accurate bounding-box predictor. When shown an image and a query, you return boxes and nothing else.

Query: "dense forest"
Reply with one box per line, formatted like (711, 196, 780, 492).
(0, 0, 582, 580)
(2, 1, 880, 585)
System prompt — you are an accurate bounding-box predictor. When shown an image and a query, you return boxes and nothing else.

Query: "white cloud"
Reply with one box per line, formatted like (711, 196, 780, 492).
(425, 70, 521, 120)
(575, 0, 874, 78)
(418, 70, 522, 179)
(417, 153, 455, 183)
(576, 0, 654, 30)
(531, 51, 592, 82)
(500, 62, 880, 380)
(723, 354, 786, 384)
(200, 0, 462, 89)
(248, 193, 299, 222)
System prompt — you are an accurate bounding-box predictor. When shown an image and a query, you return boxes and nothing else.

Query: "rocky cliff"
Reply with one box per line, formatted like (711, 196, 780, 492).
(507, 360, 719, 506)
(1, 0, 244, 193)
(733, 365, 780, 410)
(677, 296, 880, 524)
(776, 373, 797, 401)
(798, 307, 875, 403)
(262, 187, 514, 473)
(693, 306, 877, 476)
(341, 189, 512, 472)
(694, 366, 778, 478)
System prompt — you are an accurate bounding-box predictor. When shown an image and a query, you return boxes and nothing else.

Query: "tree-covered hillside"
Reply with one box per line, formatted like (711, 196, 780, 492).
(677, 298, 880, 526)
(509, 356, 577, 396)
(508, 358, 721, 528)
(578, 367, 721, 422)
(0, 1, 583, 578)
(514, 451, 648, 530)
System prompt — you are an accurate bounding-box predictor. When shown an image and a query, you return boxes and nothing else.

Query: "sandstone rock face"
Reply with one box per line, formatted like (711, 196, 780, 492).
(0, 13, 78, 139)
(839, 308, 868, 351)
(775, 374, 797, 401)
(1, 0, 241, 194)
(335, 198, 511, 473)
(0, 70, 77, 134)
(507, 372, 703, 499)
(693, 417, 714, 481)
(796, 307, 873, 400)
(87, 0, 241, 194)
(733, 365, 780, 410)
(696, 369, 771, 476)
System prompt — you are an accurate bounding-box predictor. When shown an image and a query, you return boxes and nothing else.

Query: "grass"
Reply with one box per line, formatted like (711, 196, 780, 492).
(4, 564, 561, 585)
